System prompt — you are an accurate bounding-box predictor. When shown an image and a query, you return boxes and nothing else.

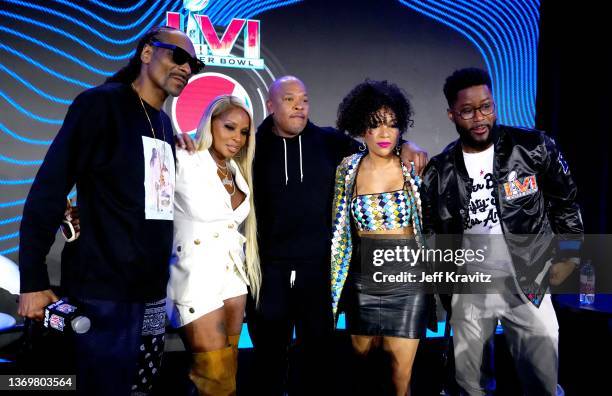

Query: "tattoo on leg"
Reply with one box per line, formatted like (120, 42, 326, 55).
(216, 321, 227, 336)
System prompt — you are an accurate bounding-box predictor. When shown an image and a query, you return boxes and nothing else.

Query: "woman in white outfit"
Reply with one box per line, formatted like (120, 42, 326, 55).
(167, 95, 261, 395)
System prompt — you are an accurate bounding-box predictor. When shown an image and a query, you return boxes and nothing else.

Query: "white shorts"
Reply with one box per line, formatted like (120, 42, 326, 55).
(167, 218, 251, 328)
(167, 261, 248, 328)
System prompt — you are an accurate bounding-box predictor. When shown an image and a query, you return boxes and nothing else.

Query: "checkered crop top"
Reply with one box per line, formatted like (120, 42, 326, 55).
(350, 189, 414, 232)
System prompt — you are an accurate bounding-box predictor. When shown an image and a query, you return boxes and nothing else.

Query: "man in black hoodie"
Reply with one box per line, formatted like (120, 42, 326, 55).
(248, 76, 428, 395)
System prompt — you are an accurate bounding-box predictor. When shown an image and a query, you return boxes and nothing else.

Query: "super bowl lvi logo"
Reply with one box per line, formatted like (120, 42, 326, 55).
(503, 171, 538, 200)
(167, 1, 264, 69)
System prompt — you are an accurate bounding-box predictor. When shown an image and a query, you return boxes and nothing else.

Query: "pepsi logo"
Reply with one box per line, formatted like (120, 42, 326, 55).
(171, 72, 252, 135)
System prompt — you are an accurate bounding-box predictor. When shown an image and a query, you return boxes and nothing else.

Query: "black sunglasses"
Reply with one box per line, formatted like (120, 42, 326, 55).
(149, 41, 205, 74)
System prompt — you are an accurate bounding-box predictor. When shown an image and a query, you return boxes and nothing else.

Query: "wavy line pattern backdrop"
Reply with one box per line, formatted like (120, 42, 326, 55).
(0, 0, 539, 257)
(398, 0, 540, 128)
(0, 0, 301, 256)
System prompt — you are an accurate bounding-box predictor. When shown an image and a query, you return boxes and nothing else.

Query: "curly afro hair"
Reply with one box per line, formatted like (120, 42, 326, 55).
(336, 79, 413, 137)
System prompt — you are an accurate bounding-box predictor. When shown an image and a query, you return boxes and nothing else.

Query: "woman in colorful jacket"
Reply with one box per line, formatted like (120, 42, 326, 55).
(330, 80, 434, 395)
(167, 95, 261, 395)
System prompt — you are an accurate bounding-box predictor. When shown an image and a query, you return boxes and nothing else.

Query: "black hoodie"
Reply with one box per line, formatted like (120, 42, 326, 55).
(254, 116, 357, 266)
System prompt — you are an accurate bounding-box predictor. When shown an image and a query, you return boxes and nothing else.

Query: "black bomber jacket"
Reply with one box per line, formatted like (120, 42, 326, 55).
(421, 124, 584, 307)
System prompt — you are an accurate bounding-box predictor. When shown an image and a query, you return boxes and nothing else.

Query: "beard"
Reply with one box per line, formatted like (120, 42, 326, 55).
(456, 121, 495, 151)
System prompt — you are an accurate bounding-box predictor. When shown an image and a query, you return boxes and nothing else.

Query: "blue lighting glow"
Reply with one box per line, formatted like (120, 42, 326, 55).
(0, 245, 19, 255)
(0, 64, 72, 105)
(0, 89, 64, 125)
(0, 26, 116, 75)
(236, 317, 504, 349)
(0, 232, 19, 241)
(0, 216, 23, 226)
(0, 153, 43, 166)
(4, 0, 181, 45)
(0, 122, 52, 145)
(83, 0, 150, 13)
(0, 43, 94, 89)
(0, 178, 35, 185)
(398, 0, 539, 128)
(0, 199, 27, 209)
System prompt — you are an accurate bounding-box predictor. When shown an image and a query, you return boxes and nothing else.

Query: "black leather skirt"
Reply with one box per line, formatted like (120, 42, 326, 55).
(343, 235, 433, 339)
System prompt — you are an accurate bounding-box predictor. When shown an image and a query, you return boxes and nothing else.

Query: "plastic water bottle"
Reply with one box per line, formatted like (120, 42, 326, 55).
(579, 260, 595, 305)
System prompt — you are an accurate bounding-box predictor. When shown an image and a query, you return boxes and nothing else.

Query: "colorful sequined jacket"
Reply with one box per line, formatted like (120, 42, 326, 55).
(330, 152, 423, 318)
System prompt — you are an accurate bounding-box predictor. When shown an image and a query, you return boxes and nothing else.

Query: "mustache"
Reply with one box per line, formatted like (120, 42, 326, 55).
(456, 122, 496, 148)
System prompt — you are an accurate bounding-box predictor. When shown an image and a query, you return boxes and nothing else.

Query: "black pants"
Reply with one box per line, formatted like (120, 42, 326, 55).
(246, 261, 334, 396)
(19, 297, 166, 396)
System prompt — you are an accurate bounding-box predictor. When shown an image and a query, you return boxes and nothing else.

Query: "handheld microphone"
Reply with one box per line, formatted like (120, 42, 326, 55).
(43, 299, 91, 334)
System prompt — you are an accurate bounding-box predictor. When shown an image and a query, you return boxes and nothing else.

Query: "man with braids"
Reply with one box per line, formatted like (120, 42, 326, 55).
(18, 26, 203, 395)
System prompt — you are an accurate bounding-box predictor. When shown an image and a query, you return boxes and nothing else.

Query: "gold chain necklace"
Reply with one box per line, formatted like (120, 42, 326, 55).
(132, 83, 166, 143)
(132, 83, 167, 198)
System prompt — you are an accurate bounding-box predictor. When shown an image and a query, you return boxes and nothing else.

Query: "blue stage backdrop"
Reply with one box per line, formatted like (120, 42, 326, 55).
(0, 0, 540, 280)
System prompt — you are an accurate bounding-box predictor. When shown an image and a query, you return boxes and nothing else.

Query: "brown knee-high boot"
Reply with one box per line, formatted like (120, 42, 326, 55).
(227, 334, 240, 363)
(190, 346, 236, 396)
(227, 334, 240, 390)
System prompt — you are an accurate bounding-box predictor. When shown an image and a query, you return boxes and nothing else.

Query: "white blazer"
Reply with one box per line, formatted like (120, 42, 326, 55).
(167, 149, 251, 309)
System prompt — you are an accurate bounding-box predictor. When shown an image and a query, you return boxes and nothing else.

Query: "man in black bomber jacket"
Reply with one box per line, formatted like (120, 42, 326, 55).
(421, 68, 583, 396)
